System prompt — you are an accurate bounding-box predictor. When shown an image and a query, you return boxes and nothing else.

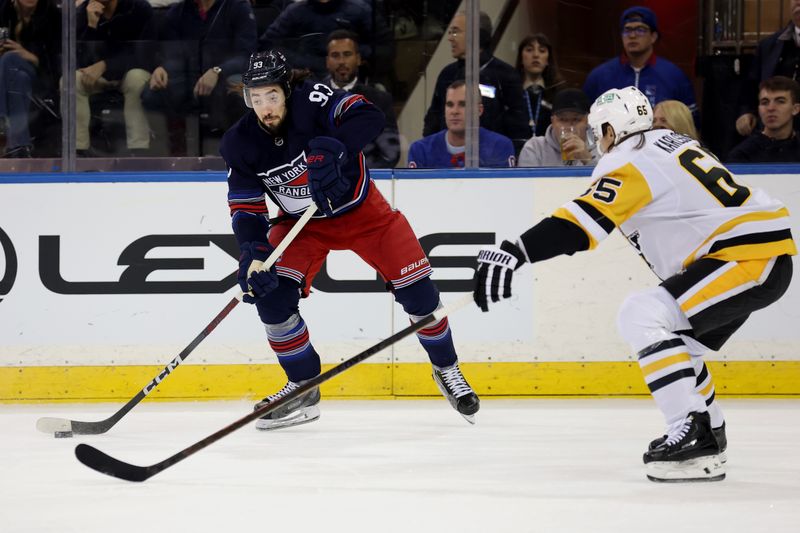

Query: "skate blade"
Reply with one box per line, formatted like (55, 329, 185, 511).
(459, 412, 476, 425)
(433, 378, 477, 425)
(646, 454, 725, 482)
(255, 406, 320, 431)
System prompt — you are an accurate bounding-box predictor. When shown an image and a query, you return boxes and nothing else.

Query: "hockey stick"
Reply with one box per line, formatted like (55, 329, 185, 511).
(74, 293, 474, 482)
(36, 205, 318, 436)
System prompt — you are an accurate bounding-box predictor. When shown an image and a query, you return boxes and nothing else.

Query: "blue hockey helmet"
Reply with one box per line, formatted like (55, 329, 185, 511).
(242, 50, 292, 108)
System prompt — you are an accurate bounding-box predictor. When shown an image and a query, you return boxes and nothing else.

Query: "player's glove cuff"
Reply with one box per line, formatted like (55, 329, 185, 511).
(476, 240, 526, 271)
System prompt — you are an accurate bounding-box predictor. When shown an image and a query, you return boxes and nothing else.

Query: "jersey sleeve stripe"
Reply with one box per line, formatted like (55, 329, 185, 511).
(562, 201, 613, 245)
(228, 191, 265, 201)
(229, 202, 268, 214)
(552, 207, 599, 249)
(228, 191, 268, 216)
(331, 94, 368, 126)
(574, 199, 617, 233)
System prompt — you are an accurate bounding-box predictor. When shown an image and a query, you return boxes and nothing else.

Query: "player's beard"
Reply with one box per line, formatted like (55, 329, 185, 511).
(258, 107, 287, 136)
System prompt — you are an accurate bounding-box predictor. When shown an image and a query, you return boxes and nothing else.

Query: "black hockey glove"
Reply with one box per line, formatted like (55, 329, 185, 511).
(238, 241, 279, 303)
(307, 136, 350, 217)
(473, 240, 526, 312)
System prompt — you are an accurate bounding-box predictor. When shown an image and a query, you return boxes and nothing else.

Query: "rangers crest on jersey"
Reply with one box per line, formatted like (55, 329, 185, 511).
(257, 152, 312, 214)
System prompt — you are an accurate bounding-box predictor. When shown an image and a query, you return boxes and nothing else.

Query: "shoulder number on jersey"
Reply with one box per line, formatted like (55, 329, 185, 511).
(309, 83, 334, 106)
(583, 177, 623, 203)
(678, 147, 750, 207)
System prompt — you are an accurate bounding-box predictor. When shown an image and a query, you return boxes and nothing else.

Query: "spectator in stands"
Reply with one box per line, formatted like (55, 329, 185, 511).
(74, 0, 154, 156)
(259, 0, 392, 82)
(653, 100, 699, 140)
(736, 1, 800, 137)
(408, 80, 515, 168)
(516, 33, 565, 139)
(0, 0, 60, 158)
(320, 29, 399, 168)
(728, 76, 800, 163)
(583, 6, 697, 120)
(141, 0, 256, 155)
(422, 11, 528, 152)
(518, 88, 597, 167)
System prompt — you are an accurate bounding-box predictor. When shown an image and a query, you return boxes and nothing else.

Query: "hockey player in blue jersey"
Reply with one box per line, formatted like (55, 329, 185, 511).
(220, 50, 480, 429)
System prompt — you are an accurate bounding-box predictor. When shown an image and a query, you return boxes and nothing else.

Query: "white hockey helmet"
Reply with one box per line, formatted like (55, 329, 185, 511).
(588, 86, 653, 153)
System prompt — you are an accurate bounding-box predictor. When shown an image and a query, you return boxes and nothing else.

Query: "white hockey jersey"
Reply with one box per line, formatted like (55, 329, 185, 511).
(553, 129, 797, 280)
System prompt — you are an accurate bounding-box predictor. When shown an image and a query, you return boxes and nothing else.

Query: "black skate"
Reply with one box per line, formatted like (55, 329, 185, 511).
(432, 363, 480, 424)
(643, 411, 725, 482)
(254, 380, 321, 431)
(649, 421, 727, 463)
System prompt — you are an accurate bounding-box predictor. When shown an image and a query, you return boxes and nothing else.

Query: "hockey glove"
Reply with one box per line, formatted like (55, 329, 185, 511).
(307, 136, 350, 217)
(473, 240, 527, 312)
(238, 241, 279, 303)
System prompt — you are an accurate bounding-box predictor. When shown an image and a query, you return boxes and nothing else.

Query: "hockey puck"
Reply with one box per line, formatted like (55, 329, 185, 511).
(54, 431, 74, 439)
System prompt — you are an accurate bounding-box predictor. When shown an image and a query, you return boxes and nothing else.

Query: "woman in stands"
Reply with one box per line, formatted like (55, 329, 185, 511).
(653, 99, 700, 140)
(516, 33, 565, 139)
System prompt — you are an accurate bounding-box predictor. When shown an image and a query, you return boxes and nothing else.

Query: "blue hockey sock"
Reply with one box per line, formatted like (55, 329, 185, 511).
(266, 316, 321, 382)
(414, 316, 458, 368)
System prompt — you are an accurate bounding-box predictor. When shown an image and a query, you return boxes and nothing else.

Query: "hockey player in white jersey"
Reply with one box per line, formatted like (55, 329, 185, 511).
(474, 86, 796, 482)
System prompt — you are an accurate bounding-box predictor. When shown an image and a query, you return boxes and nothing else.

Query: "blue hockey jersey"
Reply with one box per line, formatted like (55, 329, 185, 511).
(220, 80, 385, 243)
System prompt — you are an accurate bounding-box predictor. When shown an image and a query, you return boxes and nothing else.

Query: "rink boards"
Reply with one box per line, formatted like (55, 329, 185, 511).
(1, 167, 798, 401)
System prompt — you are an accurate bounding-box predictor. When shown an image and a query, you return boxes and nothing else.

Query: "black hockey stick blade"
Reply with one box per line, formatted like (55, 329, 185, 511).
(37, 206, 318, 437)
(75, 294, 474, 482)
(75, 444, 155, 482)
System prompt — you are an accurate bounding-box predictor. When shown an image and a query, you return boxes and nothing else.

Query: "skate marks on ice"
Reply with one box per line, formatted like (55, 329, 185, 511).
(1, 399, 799, 533)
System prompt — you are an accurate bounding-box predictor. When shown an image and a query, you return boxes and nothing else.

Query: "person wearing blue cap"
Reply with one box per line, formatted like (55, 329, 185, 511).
(583, 6, 697, 124)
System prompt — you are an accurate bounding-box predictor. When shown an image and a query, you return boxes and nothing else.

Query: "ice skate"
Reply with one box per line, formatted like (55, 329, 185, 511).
(432, 363, 480, 424)
(254, 380, 321, 430)
(649, 421, 727, 463)
(643, 411, 725, 482)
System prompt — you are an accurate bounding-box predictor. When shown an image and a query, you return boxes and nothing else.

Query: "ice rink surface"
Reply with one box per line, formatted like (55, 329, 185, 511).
(1, 398, 798, 533)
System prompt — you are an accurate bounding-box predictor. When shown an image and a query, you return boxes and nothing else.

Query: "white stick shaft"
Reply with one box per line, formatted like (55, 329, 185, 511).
(433, 293, 475, 322)
(235, 204, 318, 300)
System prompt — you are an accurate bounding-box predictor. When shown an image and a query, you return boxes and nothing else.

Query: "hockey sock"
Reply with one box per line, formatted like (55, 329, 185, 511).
(680, 335, 725, 429)
(693, 359, 724, 428)
(264, 314, 321, 382)
(394, 278, 458, 368)
(637, 337, 707, 425)
(413, 315, 458, 368)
